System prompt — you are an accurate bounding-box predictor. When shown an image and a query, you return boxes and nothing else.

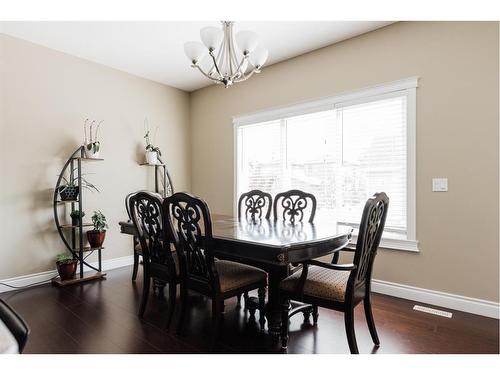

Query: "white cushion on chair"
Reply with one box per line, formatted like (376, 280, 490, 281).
(280, 265, 350, 302)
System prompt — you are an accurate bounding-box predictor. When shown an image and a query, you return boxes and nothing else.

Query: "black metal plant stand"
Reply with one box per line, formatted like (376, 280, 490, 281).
(134, 156, 174, 292)
(52, 146, 106, 286)
(139, 155, 174, 197)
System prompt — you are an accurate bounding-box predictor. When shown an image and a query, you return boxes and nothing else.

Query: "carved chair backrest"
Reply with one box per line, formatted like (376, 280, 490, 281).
(163, 192, 219, 290)
(128, 191, 175, 269)
(349, 192, 389, 292)
(125, 190, 162, 220)
(273, 189, 317, 224)
(238, 190, 273, 221)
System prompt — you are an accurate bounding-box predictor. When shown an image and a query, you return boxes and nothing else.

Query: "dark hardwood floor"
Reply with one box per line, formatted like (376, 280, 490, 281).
(1, 265, 498, 354)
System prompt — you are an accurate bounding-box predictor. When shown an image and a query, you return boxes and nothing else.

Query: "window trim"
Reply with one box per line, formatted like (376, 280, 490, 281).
(233, 77, 419, 252)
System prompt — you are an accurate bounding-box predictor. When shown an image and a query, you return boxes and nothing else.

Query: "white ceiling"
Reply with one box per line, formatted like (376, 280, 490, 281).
(0, 21, 393, 92)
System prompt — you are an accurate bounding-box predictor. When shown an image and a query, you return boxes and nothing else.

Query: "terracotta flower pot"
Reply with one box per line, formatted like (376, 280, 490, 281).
(56, 260, 77, 281)
(87, 230, 106, 248)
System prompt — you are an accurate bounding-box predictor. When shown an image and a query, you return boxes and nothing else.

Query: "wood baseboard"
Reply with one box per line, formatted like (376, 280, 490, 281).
(372, 279, 499, 319)
(0, 255, 133, 293)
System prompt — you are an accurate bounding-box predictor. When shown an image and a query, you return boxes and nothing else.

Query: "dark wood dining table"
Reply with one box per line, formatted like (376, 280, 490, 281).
(119, 214, 352, 342)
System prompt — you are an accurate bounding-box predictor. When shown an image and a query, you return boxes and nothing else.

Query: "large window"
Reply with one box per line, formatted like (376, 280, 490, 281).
(235, 78, 418, 251)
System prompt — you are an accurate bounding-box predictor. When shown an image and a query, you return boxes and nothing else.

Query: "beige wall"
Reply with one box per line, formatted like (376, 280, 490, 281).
(190, 22, 500, 302)
(0, 34, 191, 279)
(0, 22, 498, 303)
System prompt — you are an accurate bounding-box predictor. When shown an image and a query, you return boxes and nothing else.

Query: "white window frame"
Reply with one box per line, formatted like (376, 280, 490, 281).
(233, 77, 419, 252)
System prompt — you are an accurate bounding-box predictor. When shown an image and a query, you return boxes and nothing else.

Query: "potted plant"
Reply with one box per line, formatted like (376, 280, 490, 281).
(144, 120, 161, 164)
(55, 253, 77, 280)
(58, 181, 79, 201)
(70, 210, 85, 225)
(84, 119, 103, 159)
(86, 210, 108, 248)
(58, 168, 99, 201)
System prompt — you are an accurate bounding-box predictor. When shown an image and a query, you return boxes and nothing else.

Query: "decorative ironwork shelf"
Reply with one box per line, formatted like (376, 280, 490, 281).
(58, 223, 93, 229)
(139, 162, 165, 166)
(72, 157, 104, 161)
(52, 272, 106, 286)
(139, 157, 173, 198)
(52, 146, 106, 286)
(72, 246, 104, 253)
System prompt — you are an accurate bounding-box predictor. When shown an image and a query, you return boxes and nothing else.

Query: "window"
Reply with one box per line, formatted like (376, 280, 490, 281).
(235, 78, 418, 251)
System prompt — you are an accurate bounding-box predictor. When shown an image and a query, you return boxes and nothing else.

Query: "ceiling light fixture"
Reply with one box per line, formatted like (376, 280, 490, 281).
(184, 21, 268, 88)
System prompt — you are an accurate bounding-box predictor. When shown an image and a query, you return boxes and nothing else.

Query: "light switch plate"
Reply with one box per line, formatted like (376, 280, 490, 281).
(432, 178, 448, 192)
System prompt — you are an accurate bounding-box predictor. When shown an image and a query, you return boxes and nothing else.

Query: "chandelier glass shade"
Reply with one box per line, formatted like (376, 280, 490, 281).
(184, 21, 268, 88)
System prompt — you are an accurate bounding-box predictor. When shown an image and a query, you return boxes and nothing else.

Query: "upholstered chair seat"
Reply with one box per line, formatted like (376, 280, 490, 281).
(215, 260, 267, 293)
(279, 192, 390, 354)
(280, 265, 350, 302)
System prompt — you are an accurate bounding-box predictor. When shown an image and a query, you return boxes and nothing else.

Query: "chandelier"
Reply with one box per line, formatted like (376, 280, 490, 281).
(184, 21, 268, 88)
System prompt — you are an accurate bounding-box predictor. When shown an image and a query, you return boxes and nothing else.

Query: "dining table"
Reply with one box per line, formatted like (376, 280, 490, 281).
(119, 214, 352, 342)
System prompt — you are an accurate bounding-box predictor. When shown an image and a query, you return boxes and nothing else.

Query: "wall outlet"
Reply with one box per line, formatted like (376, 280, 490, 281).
(432, 178, 448, 192)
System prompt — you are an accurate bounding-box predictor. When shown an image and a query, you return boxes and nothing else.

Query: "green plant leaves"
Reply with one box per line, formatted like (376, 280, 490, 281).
(58, 166, 99, 195)
(70, 210, 85, 218)
(146, 144, 162, 157)
(56, 253, 74, 264)
(86, 141, 100, 153)
(91, 210, 108, 232)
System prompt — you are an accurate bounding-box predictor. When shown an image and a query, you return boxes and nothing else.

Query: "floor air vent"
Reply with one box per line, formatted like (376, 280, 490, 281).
(413, 305, 453, 318)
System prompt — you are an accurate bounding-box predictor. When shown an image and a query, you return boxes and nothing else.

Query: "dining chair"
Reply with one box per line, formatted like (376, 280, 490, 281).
(126, 191, 143, 282)
(163, 192, 268, 341)
(273, 189, 317, 322)
(125, 190, 163, 282)
(128, 191, 180, 330)
(0, 298, 30, 353)
(273, 189, 317, 224)
(236, 189, 272, 309)
(279, 192, 389, 354)
(238, 189, 273, 221)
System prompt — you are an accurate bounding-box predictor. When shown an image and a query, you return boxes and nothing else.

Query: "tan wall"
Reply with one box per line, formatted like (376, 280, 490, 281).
(190, 22, 500, 302)
(0, 34, 191, 279)
(0, 22, 498, 302)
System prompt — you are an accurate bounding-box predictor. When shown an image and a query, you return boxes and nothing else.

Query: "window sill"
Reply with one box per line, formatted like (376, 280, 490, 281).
(347, 236, 420, 253)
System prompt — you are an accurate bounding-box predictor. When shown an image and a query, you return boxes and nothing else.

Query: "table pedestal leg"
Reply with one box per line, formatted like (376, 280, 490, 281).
(266, 265, 289, 343)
